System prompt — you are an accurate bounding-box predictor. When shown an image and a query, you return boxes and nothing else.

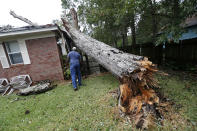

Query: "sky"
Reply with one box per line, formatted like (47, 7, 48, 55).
(0, 0, 63, 27)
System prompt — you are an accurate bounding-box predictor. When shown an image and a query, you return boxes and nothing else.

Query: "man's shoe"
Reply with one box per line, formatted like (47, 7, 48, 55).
(74, 88, 78, 91)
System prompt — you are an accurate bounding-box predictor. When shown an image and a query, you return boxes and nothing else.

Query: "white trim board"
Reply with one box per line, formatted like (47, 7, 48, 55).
(0, 43, 10, 68)
(0, 26, 57, 38)
(0, 32, 56, 42)
(18, 39, 31, 65)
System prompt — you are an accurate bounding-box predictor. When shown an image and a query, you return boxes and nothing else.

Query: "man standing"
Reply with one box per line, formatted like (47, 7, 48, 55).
(67, 47, 82, 91)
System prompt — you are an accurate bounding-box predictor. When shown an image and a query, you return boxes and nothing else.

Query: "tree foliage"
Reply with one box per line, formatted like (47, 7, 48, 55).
(61, 0, 197, 46)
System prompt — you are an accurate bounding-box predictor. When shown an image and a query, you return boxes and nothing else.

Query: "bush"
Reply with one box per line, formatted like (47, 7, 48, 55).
(62, 55, 71, 80)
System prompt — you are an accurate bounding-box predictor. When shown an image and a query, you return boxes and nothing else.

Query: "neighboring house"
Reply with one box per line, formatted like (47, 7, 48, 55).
(180, 15, 197, 40)
(0, 25, 65, 82)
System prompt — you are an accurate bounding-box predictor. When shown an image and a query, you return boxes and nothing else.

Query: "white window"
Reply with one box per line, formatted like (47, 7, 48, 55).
(5, 41, 24, 65)
(0, 39, 30, 68)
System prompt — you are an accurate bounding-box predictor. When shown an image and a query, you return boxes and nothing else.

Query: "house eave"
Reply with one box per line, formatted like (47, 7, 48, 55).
(0, 26, 58, 38)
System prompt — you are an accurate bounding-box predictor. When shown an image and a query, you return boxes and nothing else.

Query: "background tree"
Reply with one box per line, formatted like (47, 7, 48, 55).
(61, 0, 197, 46)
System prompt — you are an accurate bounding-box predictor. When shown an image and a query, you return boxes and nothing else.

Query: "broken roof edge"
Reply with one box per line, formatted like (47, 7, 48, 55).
(57, 25, 72, 39)
(0, 25, 58, 38)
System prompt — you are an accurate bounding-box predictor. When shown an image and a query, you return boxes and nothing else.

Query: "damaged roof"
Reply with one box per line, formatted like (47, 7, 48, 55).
(0, 24, 58, 37)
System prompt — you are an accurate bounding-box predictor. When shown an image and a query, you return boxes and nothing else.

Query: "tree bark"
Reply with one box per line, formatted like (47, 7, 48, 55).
(123, 27, 128, 47)
(149, 0, 157, 43)
(173, 0, 180, 25)
(122, 34, 126, 47)
(131, 15, 136, 46)
(113, 38, 117, 48)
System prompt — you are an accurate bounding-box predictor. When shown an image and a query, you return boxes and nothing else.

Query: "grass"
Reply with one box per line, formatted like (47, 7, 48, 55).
(0, 74, 133, 131)
(156, 71, 197, 130)
(0, 72, 197, 131)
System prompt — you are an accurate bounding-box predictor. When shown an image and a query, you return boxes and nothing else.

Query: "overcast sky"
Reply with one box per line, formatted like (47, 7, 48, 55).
(0, 0, 63, 27)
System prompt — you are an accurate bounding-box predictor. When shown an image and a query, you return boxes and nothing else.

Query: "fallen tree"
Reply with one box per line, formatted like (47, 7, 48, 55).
(60, 19, 150, 78)
(59, 17, 162, 129)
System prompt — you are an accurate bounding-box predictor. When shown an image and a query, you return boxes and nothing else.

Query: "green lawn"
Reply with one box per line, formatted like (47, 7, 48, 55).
(156, 71, 197, 131)
(0, 74, 131, 131)
(0, 72, 196, 131)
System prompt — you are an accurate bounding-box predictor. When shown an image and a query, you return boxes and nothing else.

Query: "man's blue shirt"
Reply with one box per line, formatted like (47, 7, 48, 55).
(67, 51, 81, 65)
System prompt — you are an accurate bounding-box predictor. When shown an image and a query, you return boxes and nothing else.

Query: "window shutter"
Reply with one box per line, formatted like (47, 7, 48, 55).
(18, 40, 31, 64)
(0, 43, 10, 68)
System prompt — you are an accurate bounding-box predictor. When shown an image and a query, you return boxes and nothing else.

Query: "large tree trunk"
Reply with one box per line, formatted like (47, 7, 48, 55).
(60, 18, 145, 78)
(121, 34, 125, 47)
(149, 0, 157, 43)
(113, 38, 117, 48)
(173, 0, 180, 25)
(131, 14, 136, 46)
(59, 19, 163, 129)
(122, 27, 128, 47)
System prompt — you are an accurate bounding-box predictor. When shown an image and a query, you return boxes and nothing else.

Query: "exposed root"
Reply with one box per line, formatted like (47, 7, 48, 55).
(118, 58, 163, 129)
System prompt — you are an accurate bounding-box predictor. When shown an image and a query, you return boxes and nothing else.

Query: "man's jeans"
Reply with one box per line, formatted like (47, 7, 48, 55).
(70, 63, 81, 89)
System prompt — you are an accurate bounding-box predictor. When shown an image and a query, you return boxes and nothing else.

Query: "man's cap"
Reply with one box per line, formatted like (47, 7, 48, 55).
(72, 47, 76, 51)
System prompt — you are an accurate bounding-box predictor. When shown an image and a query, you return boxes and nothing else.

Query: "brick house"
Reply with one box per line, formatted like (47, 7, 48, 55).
(0, 25, 65, 82)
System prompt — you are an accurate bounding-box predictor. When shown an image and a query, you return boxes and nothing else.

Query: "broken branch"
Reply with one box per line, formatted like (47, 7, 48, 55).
(10, 10, 38, 26)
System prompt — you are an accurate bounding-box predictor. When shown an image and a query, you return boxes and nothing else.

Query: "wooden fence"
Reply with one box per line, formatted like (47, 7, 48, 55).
(119, 38, 197, 65)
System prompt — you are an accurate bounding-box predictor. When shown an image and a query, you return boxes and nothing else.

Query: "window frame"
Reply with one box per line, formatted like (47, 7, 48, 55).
(4, 41, 24, 65)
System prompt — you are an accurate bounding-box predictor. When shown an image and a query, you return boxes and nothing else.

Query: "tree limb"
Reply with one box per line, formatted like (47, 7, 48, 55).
(10, 10, 38, 26)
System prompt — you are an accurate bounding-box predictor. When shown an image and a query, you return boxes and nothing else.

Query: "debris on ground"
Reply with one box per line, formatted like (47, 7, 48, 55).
(10, 75, 32, 89)
(0, 75, 56, 96)
(2, 75, 32, 95)
(17, 80, 57, 96)
(0, 78, 9, 94)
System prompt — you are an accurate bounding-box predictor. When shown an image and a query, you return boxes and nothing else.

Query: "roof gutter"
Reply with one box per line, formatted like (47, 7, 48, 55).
(0, 26, 58, 38)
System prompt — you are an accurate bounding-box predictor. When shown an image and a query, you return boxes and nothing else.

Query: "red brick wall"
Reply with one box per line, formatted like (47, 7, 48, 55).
(0, 37, 64, 82)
